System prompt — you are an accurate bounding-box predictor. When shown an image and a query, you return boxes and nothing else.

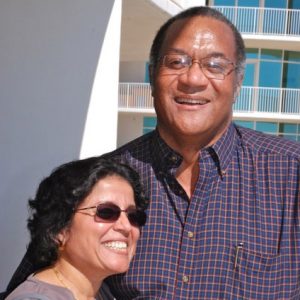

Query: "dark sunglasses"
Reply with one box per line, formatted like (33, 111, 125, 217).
(75, 202, 147, 227)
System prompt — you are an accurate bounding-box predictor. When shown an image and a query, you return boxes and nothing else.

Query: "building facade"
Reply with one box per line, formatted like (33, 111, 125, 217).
(118, 0, 300, 145)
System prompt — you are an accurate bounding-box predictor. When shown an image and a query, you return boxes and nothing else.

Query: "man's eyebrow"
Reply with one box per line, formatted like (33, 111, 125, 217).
(163, 49, 229, 59)
(205, 52, 227, 59)
(164, 48, 187, 55)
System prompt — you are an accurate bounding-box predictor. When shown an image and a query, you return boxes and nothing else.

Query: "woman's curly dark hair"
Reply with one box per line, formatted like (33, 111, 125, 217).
(27, 157, 149, 270)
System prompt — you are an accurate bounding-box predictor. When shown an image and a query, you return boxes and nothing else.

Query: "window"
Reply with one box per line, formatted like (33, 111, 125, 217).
(265, 0, 286, 8)
(279, 123, 299, 141)
(256, 122, 278, 134)
(143, 117, 156, 134)
(283, 51, 300, 89)
(259, 50, 282, 88)
(234, 120, 300, 142)
(234, 120, 254, 129)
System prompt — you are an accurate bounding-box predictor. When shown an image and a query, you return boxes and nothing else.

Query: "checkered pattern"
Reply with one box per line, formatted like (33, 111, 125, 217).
(4, 123, 300, 299)
(104, 123, 300, 299)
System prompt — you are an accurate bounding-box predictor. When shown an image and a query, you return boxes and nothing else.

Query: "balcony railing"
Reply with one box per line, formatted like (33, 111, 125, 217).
(119, 83, 300, 117)
(119, 83, 154, 111)
(212, 6, 300, 36)
(235, 86, 300, 115)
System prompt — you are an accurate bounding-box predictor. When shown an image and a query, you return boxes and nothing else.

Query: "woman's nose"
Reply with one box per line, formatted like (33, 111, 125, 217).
(113, 212, 132, 232)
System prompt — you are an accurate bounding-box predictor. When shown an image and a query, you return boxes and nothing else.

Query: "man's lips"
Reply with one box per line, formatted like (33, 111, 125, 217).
(175, 97, 210, 105)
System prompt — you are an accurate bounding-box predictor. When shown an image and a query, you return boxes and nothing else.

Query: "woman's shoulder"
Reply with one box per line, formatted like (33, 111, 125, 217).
(5, 292, 50, 300)
(5, 274, 75, 300)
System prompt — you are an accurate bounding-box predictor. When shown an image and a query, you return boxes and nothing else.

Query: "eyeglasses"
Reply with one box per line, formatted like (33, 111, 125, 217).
(161, 54, 237, 80)
(75, 202, 147, 227)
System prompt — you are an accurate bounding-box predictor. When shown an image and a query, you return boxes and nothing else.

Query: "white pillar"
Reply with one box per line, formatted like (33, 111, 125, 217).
(80, 0, 122, 158)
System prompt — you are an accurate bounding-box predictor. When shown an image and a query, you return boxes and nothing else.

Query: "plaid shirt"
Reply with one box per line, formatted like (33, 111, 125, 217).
(104, 123, 300, 299)
(5, 123, 300, 300)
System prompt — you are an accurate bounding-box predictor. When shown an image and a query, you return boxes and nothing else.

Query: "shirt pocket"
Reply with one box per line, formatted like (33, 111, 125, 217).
(234, 247, 285, 299)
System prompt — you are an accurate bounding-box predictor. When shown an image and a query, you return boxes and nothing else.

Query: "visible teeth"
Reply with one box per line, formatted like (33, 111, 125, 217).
(176, 98, 208, 105)
(104, 241, 127, 250)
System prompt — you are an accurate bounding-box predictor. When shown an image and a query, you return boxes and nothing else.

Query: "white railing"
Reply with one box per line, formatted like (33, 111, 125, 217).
(119, 83, 153, 110)
(213, 6, 300, 36)
(235, 86, 300, 114)
(119, 83, 300, 116)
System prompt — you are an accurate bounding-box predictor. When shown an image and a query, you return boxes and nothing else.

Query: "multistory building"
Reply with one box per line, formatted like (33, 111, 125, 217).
(119, 0, 300, 145)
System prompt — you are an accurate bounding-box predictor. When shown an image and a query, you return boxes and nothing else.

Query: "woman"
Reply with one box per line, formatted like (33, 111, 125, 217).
(6, 157, 148, 300)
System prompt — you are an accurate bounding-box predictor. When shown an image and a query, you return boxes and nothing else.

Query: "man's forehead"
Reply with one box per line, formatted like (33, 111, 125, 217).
(162, 17, 234, 54)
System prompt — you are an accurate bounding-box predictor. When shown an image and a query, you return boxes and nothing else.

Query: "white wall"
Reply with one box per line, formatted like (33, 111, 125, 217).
(117, 113, 144, 147)
(80, 0, 121, 158)
(150, 0, 206, 15)
(119, 61, 148, 82)
(0, 0, 121, 290)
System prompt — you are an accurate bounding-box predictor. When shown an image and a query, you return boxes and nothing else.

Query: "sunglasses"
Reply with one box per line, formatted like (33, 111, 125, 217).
(75, 202, 147, 227)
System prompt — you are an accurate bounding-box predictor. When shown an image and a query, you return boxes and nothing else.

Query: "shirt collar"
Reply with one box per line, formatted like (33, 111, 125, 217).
(151, 129, 182, 172)
(208, 122, 237, 177)
(151, 123, 237, 176)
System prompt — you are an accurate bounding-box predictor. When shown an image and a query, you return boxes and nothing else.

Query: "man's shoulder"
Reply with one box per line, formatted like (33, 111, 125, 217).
(102, 131, 155, 162)
(235, 125, 300, 159)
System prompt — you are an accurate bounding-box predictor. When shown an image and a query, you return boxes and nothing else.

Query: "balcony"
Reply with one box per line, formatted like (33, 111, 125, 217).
(119, 83, 300, 121)
(212, 6, 300, 36)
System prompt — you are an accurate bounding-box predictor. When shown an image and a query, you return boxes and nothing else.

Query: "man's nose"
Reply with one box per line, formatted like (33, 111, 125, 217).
(179, 61, 209, 87)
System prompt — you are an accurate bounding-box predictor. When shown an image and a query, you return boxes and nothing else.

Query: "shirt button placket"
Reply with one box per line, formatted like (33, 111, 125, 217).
(174, 227, 195, 297)
(188, 231, 194, 238)
(171, 155, 177, 162)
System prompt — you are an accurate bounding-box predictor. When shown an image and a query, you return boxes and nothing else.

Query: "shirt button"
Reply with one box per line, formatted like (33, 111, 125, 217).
(187, 231, 194, 238)
(171, 156, 177, 162)
(182, 275, 189, 283)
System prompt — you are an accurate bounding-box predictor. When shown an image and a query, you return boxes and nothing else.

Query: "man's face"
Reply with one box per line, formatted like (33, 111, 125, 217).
(152, 16, 243, 147)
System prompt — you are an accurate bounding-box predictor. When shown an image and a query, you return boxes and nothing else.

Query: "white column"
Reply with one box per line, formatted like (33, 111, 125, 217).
(80, 0, 122, 158)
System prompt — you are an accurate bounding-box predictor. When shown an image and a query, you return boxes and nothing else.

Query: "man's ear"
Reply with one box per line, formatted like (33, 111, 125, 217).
(148, 64, 153, 84)
(233, 73, 244, 103)
(148, 64, 155, 97)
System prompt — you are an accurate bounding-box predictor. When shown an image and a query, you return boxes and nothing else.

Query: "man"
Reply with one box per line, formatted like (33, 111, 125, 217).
(3, 6, 300, 299)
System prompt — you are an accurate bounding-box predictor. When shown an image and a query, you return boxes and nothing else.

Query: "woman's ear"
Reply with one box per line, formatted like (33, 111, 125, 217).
(56, 229, 69, 251)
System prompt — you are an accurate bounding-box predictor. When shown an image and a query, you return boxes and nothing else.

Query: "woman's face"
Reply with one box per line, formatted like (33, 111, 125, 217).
(59, 175, 140, 279)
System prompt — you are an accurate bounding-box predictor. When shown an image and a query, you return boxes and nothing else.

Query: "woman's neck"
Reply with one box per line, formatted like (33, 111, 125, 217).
(35, 260, 103, 300)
